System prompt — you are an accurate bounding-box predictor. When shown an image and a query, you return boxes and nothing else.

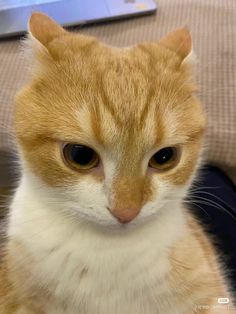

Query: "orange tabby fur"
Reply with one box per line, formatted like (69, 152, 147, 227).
(0, 13, 235, 313)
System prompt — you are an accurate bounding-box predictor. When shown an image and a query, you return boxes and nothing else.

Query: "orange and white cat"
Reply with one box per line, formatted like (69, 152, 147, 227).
(0, 12, 235, 314)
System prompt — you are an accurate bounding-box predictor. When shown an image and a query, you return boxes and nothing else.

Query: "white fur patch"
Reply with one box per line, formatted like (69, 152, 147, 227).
(9, 166, 189, 313)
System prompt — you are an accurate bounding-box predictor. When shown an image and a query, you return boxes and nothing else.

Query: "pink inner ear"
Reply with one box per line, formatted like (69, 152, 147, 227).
(159, 27, 192, 59)
(29, 12, 65, 47)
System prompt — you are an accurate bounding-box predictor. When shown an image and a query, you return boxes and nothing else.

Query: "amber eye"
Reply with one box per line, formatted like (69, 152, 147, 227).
(149, 147, 178, 170)
(63, 144, 99, 170)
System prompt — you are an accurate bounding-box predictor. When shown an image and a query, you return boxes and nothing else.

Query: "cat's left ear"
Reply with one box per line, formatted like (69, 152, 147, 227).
(159, 27, 194, 64)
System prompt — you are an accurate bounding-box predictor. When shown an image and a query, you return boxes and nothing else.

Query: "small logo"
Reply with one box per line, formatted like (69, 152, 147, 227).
(218, 298, 230, 304)
(135, 3, 148, 10)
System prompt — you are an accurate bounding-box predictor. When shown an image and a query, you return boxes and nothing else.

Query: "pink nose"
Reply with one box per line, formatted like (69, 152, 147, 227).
(109, 207, 141, 224)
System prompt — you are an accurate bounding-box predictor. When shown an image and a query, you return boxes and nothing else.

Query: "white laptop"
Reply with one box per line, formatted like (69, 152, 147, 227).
(0, 0, 157, 38)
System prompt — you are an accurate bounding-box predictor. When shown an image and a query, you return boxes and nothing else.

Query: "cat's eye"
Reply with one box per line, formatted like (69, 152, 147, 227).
(63, 144, 99, 170)
(149, 147, 178, 170)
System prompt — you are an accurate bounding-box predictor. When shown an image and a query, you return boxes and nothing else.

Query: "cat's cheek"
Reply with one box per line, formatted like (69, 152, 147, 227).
(135, 175, 167, 218)
(145, 169, 172, 203)
(142, 174, 186, 215)
(62, 178, 117, 225)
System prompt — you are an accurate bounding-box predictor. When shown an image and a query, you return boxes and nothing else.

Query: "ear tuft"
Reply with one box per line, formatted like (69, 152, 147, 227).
(28, 12, 66, 47)
(159, 27, 192, 60)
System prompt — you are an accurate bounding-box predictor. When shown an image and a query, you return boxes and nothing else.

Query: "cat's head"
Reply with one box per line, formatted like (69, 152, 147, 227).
(15, 13, 205, 227)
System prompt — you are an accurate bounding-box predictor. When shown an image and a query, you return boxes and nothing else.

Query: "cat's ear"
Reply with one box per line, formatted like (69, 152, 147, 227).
(159, 27, 193, 62)
(28, 12, 66, 49)
(27, 12, 71, 62)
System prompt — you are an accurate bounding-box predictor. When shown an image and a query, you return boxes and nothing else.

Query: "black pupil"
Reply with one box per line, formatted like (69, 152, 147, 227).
(69, 145, 95, 165)
(153, 147, 174, 165)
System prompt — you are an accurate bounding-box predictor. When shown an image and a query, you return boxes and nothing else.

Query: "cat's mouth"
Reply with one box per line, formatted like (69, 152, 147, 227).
(67, 202, 160, 229)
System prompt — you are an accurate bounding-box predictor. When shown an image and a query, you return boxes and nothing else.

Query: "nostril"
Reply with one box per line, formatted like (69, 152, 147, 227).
(107, 207, 141, 224)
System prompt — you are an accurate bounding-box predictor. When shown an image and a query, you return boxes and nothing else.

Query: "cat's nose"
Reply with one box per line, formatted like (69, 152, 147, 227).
(108, 207, 141, 224)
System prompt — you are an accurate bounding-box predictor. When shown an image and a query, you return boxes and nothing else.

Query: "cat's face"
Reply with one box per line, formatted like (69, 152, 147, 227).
(15, 13, 205, 227)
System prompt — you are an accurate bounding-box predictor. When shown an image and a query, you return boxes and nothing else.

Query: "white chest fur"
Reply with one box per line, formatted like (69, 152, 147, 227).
(9, 175, 187, 314)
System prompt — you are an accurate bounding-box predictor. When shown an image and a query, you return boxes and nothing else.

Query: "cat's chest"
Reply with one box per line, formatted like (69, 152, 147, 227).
(33, 234, 172, 314)
(10, 187, 187, 313)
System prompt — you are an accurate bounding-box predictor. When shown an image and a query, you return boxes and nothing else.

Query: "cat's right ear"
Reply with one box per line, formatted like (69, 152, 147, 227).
(27, 12, 69, 62)
(28, 12, 66, 48)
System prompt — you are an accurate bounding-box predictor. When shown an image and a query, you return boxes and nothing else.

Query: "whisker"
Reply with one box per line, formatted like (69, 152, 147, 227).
(189, 190, 235, 212)
(186, 196, 236, 222)
(190, 184, 223, 190)
(184, 200, 211, 219)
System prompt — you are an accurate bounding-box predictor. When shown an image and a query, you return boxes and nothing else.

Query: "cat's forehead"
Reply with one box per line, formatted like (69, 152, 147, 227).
(17, 39, 203, 155)
(36, 42, 193, 129)
(30, 49, 187, 139)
